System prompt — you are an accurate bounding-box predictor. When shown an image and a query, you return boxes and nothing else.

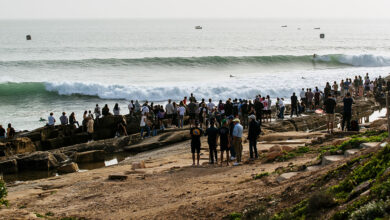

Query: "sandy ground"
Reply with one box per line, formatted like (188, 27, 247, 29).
(0, 131, 326, 220)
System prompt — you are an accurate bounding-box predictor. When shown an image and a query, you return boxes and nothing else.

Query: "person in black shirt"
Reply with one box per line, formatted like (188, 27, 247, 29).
(205, 121, 219, 164)
(254, 99, 264, 125)
(342, 92, 354, 131)
(247, 115, 260, 159)
(290, 92, 299, 117)
(0, 124, 5, 139)
(224, 100, 233, 117)
(241, 100, 248, 129)
(218, 119, 230, 166)
(228, 116, 236, 160)
(190, 121, 203, 166)
(323, 94, 337, 133)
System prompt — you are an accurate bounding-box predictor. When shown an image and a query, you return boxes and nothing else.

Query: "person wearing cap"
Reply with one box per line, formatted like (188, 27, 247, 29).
(190, 120, 203, 166)
(205, 120, 219, 164)
(232, 118, 243, 165)
(247, 115, 261, 159)
(228, 115, 236, 160)
(59, 112, 68, 125)
(218, 119, 230, 166)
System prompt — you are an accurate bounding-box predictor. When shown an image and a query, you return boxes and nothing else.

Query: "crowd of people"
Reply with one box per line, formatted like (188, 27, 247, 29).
(2, 73, 388, 165)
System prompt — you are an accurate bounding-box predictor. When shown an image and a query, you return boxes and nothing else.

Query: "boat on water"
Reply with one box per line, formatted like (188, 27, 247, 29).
(314, 27, 321, 30)
(195, 26, 202, 30)
(281, 25, 287, 28)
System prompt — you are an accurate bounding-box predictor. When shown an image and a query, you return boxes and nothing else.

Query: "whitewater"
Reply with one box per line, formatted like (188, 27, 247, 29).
(1, 19, 390, 130)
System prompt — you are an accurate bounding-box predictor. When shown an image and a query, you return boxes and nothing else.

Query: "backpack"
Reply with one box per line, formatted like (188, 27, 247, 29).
(351, 120, 359, 131)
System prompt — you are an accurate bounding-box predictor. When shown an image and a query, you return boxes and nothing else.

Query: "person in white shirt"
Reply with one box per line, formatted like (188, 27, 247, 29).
(207, 98, 215, 113)
(94, 104, 101, 119)
(277, 98, 285, 119)
(232, 118, 243, 165)
(165, 99, 175, 127)
(140, 114, 149, 138)
(300, 88, 306, 103)
(48, 112, 56, 126)
(142, 104, 150, 116)
(178, 101, 186, 128)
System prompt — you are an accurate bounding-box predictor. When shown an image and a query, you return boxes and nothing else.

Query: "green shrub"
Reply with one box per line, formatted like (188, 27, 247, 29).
(228, 212, 242, 220)
(254, 172, 270, 180)
(0, 179, 8, 208)
(350, 200, 386, 220)
(307, 192, 336, 213)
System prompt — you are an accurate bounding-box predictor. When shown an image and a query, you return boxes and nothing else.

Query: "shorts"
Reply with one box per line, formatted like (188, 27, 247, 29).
(191, 143, 201, 154)
(326, 113, 335, 122)
(220, 144, 229, 152)
(167, 114, 173, 119)
(189, 113, 196, 120)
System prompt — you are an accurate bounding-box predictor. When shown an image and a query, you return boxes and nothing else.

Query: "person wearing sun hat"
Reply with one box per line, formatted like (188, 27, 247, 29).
(232, 118, 243, 165)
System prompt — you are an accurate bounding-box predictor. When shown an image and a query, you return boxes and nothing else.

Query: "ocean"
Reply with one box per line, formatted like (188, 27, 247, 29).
(1, 19, 390, 130)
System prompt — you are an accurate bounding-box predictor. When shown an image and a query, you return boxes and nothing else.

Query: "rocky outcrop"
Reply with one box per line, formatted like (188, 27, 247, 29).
(17, 151, 60, 171)
(0, 159, 18, 174)
(57, 162, 79, 174)
(73, 150, 106, 163)
(0, 137, 36, 157)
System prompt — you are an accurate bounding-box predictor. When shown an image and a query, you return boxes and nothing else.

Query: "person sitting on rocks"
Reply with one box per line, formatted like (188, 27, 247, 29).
(48, 112, 56, 126)
(69, 112, 80, 128)
(0, 124, 6, 139)
(87, 117, 94, 142)
(102, 104, 110, 116)
(59, 112, 68, 125)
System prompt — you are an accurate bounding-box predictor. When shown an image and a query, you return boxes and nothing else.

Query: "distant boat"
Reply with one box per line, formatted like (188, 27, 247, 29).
(281, 25, 287, 28)
(314, 27, 321, 30)
(195, 26, 202, 30)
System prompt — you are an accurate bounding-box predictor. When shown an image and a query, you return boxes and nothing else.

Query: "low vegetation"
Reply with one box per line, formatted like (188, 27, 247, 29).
(0, 178, 8, 208)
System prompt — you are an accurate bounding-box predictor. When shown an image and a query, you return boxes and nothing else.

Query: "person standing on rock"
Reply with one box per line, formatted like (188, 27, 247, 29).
(232, 118, 243, 165)
(218, 119, 230, 166)
(178, 102, 186, 128)
(59, 112, 68, 125)
(113, 103, 121, 115)
(324, 93, 337, 134)
(48, 112, 56, 126)
(0, 125, 5, 139)
(87, 117, 94, 142)
(165, 99, 175, 128)
(140, 113, 150, 139)
(94, 104, 101, 119)
(205, 120, 219, 164)
(128, 100, 134, 115)
(190, 120, 203, 166)
(342, 92, 354, 131)
(290, 92, 299, 118)
(6, 123, 15, 139)
(141, 103, 150, 116)
(247, 115, 260, 160)
(187, 99, 197, 128)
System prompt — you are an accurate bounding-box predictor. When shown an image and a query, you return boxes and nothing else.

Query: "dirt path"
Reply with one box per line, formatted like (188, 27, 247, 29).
(0, 132, 322, 220)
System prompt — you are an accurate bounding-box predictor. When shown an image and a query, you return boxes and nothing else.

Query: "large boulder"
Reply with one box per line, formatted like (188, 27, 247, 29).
(0, 137, 36, 157)
(73, 150, 106, 163)
(17, 151, 59, 171)
(0, 159, 18, 174)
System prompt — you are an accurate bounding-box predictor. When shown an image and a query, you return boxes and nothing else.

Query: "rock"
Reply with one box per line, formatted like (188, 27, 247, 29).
(266, 151, 283, 161)
(53, 152, 68, 163)
(108, 174, 128, 181)
(350, 180, 372, 198)
(361, 190, 370, 197)
(344, 149, 360, 157)
(0, 159, 18, 174)
(322, 155, 345, 166)
(73, 150, 105, 163)
(269, 145, 282, 152)
(332, 138, 350, 146)
(17, 151, 59, 171)
(360, 142, 380, 149)
(132, 161, 146, 170)
(305, 166, 322, 172)
(281, 146, 294, 152)
(0, 137, 36, 157)
(276, 172, 298, 183)
(57, 162, 79, 174)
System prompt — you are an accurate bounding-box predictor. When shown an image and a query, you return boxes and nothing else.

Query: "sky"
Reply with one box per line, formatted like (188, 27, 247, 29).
(1, 0, 390, 19)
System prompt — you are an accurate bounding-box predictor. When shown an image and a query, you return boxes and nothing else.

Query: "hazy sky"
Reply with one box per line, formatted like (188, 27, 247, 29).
(1, 0, 390, 19)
